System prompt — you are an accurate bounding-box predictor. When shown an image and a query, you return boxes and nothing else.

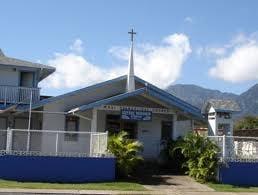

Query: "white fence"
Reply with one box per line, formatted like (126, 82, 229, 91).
(208, 135, 258, 162)
(0, 129, 108, 157)
(0, 86, 40, 104)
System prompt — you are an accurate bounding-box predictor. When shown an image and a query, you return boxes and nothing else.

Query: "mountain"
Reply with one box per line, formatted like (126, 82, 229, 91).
(166, 84, 258, 118)
(238, 84, 258, 116)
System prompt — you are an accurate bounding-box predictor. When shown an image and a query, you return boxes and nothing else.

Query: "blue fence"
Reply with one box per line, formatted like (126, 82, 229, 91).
(0, 155, 115, 183)
(219, 162, 258, 186)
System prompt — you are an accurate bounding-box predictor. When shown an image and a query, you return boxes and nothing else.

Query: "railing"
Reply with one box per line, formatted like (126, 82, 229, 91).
(0, 86, 40, 105)
(208, 135, 258, 162)
(0, 129, 109, 157)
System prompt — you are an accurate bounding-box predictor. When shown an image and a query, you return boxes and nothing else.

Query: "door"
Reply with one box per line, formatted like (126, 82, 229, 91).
(161, 121, 173, 140)
(0, 117, 7, 150)
(20, 72, 34, 87)
(121, 121, 137, 139)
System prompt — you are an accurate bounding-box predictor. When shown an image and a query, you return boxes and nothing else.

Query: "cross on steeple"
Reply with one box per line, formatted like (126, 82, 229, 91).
(128, 29, 136, 42)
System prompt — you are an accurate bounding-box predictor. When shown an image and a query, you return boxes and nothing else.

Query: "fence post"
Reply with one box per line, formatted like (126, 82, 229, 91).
(26, 131, 31, 152)
(4, 87, 7, 106)
(106, 131, 108, 153)
(222, 135, 226, 159)
(55, 132, 59, 155)
(6, 128, 13, 153)
(90, 132, 93, 157)
(97, 134, 100, 155)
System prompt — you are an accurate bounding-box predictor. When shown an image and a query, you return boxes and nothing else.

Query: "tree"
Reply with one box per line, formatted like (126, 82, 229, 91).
(108, 131, 143, 177)
(234, 116, 258, 130)
(174, 132, 219, 182)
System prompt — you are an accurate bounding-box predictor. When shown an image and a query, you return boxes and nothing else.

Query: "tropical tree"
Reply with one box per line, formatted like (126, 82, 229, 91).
(234, 116, 258, 130)
(174, 132, 219, 182)
(108, 131, 143, 177)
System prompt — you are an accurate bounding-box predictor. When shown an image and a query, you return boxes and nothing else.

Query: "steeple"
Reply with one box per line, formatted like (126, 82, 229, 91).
(127, 29, 136, 92)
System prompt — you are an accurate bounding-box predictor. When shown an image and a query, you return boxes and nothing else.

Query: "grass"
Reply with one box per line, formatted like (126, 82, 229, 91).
(208, 182, 258, 192)
(0, 179, 146, 191)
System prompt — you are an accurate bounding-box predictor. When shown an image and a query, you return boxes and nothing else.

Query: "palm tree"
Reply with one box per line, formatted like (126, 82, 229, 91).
(108, 131, 143, 177)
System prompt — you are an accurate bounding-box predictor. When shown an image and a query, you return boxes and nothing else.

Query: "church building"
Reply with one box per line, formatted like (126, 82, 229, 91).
(0, 30, 205, 159)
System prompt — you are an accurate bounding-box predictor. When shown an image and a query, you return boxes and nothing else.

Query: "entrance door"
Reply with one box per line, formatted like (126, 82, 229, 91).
(0, 117, 7, 130)
(161, 121, 173, 140)
(0, 117, 7, 150)
(105, 114, 137, 139)
(121, 121, 137, 139)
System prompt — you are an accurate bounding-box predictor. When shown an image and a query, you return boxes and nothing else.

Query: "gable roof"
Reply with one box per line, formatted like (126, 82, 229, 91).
(68, 87, 147, 113)
(17, 75, 203, 120)
(68, 85, 204, 121)
(0, 49, 55, 81)
(202, 99, 241, 113)
(17, 75, 127, 112)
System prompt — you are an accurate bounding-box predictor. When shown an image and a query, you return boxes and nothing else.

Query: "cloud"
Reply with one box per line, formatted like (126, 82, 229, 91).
(184, 17, 193, 24)
(196, 46, 226, 57)
(69, 39, 84, 53)
(110, 34, 191, 88)
(208, 33, 258, 82)
(41, 34, 191, 89)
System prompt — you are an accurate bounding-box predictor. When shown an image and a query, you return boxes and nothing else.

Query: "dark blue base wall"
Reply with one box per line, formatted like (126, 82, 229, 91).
(219, 162, 258, 186)
(0, 155, 115, 183)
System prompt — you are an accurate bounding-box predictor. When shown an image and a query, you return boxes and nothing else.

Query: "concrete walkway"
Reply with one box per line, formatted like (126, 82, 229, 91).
(142, 175, 214, 194)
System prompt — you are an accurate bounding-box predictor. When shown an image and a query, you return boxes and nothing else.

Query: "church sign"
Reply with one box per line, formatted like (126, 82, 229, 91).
(121, 109, 152, 121)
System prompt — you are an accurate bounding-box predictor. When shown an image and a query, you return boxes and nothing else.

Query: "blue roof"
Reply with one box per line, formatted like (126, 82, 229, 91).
(17, 75, 203, 121)
(68, 84, 203, 121)
(69, 87, 147, 113)
(17, 75, 127, 112)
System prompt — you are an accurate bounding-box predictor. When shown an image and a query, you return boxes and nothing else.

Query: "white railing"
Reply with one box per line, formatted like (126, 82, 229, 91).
(0, 86, 40, 105)
(208, 135, 258, 162)
(0, 129, 109, 157)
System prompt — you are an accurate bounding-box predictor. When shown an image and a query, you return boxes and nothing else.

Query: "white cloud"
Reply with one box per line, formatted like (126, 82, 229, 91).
(184, 17, 193, 24)
(41, 34, 191, 89)
(196, 46, 226, 57)
(69, 39, 84, 53)
(110, 34, 192, 88)
(208, 33, 258, 82)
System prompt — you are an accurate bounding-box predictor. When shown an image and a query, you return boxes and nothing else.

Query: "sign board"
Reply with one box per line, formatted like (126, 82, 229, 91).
(121, 109, 152, 121)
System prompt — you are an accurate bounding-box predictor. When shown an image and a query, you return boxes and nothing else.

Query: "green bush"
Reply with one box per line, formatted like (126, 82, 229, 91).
(107, 131, 143, 178)
(234, 116, 258, 130)
(174, 132, 219, 182)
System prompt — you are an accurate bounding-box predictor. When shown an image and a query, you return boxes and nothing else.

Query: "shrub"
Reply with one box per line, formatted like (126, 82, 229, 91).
(234, 116, 258, 130)
(159, 138, 187, 174)
(174, 132, 219, 182)
(107, 131, 143, 178)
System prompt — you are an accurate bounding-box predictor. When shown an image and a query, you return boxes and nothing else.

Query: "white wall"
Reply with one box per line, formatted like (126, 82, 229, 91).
(138, 114, 172, 158)
(175, 120, 192, 138)
(41, 103, 92, 153)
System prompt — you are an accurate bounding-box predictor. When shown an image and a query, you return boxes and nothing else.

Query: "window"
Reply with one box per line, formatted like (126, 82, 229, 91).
(65, 116, 79, 141)
(217, 112, 231, 119)
(105, 114, 138, 139)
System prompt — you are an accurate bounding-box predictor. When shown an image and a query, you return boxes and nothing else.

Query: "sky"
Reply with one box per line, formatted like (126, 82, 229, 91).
(1, 0, 258, 96)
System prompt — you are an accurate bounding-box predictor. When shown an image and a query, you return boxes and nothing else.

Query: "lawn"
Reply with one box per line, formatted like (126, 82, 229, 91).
(208, 183, 258, 192)
(0, 179, 146, 191)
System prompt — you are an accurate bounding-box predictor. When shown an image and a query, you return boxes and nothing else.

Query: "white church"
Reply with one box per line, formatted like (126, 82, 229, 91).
(0, 30, 231, 159)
